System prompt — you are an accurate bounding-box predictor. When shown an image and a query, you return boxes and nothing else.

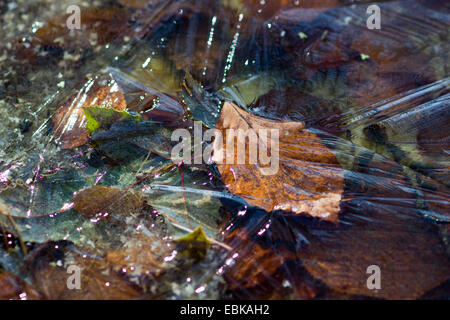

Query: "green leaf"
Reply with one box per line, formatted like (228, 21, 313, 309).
(84, 106, 141, 133)
(360, 53, 370, 61)
(174, 226, 212, 261)
(298, 32, 308, 39)
(175, 226, 212, 245)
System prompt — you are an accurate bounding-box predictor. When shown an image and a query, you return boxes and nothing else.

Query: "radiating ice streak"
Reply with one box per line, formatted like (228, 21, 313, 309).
(380, 93, 450, 135)
(53, 78, 95, 137)
(344, 77, 450, 128)
(32, 90, 60, 118)
(107, 66, 183, 115)
(145, 184, 247, 204)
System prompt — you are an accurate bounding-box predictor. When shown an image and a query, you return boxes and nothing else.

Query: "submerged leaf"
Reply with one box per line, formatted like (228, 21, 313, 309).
(34, 8, 133, 48)
(52, 82, 127, 149)
(2, 0, 448, 301)
(106, 233, 170, 281)
(73, 185, 143, 219)
(24, 241, 143, 300)
(0, 272, 41, 300)
(84, 106, 141, 134)
(223, 226, 286, 291)
(296, 200, 450, 299)
(174, 226, 212, 260)
(175, 226, 211, 245)
(214, 102, 344, 223)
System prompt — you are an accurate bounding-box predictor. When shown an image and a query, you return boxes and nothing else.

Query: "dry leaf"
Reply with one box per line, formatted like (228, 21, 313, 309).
(53, 82, 127, 149)
(214, 102, 344, 223)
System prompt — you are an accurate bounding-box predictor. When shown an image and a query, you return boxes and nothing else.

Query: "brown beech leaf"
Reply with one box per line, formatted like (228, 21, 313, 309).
(213, 102, 344, 223)
(0, 272, 41, 300)
(52, 82, 126, 149)
(73, 185, 143, 219)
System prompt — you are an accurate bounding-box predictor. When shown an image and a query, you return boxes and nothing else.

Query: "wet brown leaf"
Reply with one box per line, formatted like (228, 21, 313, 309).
(297, 214, 450, 299)
(52, 82, 127, 149)
(274, 1, 442, 109)
(25, 241, 143, 300)
(73, 185, 143, 219)
(293, 154, 450, 299)
(221, 213, 320, 299)
(0, 272, 41, 300)
(106, 232, 170, 282)
(345, 60, 434, 108)
(223, 227, 286, 291)
(34, 8, 133, 48)
(165, 5, 235, 89)
(214, 102, 344, 223)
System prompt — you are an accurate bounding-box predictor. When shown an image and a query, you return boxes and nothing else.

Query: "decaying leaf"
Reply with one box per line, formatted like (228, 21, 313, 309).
(106, 232, 170, 281)
(25, 241, 143, 300)
(279, 147, 450, 299)
(248, 87, 343, 133)
(223, 227, 286, 291)
(213, 102, 344, 223)
(296, 202, 450, 299)
(30, 196, 173, 298)
(0, 272, 41, 300)
(2, 0, 448, 301)
(34, 8, 133, 48)
(167, 13, 230, 89)
(219, 207, 320, 299)
(53, 81, 127, 149)
(73, 185, 143, 219)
